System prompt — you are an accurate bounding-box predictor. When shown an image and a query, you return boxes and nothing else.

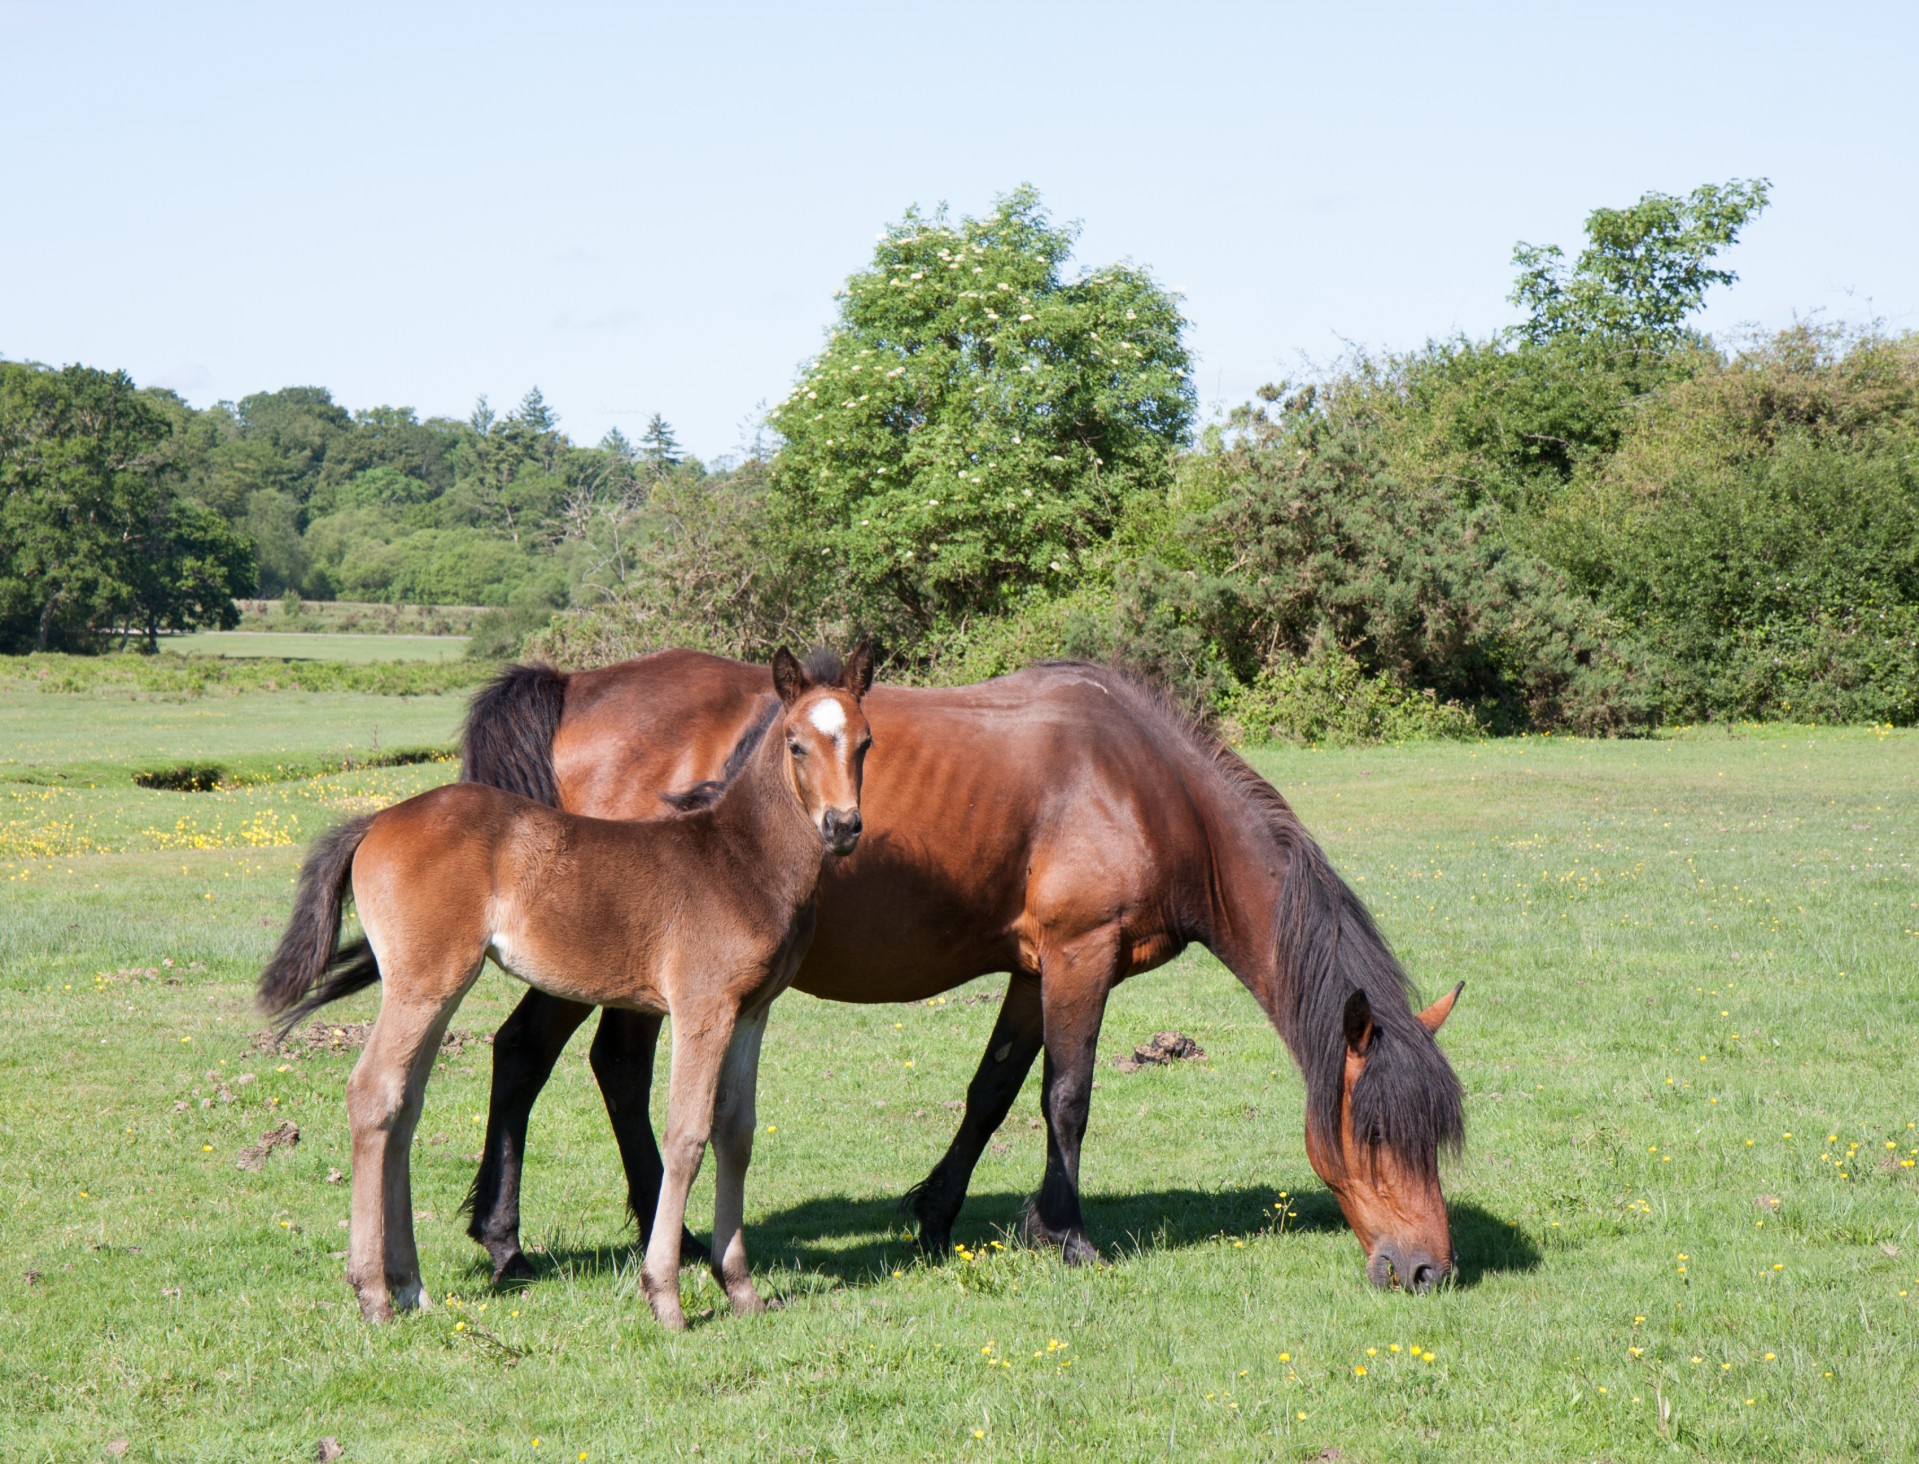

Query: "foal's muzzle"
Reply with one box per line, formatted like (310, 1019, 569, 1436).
(821, 808, 862, 856)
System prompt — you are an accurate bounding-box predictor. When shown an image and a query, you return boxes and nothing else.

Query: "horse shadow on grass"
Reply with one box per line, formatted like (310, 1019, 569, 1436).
(493, 1185, 1539, 1296)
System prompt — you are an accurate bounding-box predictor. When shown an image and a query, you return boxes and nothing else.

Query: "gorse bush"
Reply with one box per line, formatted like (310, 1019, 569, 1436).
(1113, 398, 1653, 734)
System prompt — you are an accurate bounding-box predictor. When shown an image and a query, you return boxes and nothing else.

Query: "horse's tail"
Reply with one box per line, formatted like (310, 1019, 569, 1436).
(460, 661, 569, 806)
(257, 813, 380, 1034)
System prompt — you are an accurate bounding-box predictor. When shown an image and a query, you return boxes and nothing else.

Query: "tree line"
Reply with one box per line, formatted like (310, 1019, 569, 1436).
(5, 182, 1915, 732)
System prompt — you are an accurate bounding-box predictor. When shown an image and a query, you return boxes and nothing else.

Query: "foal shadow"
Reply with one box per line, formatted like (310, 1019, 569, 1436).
(501, 1186, 1538, 1295)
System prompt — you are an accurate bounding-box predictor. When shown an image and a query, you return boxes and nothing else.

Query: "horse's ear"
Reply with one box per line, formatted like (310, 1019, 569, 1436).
(1417, 981, 1463, 1035)
(841, 641, 878, 699)
(772, 647, 806, 706)
(1342, 988, 1375, 1057)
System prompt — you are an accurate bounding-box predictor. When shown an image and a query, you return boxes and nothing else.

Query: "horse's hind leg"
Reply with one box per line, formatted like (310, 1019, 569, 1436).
(1022, 928, 1119, 1266)
(640, 1001, 735, 1330)
(708, 1005, 770, 1316)
(347, 959, 479, 1321)
(906, 974, 1042, 1254)
(591, 1010, 703, 1258)
(468, 988, 593, 1283)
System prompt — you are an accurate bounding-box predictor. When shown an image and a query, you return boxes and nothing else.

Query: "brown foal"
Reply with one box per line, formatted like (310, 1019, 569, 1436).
(258, 645, 875, 1329)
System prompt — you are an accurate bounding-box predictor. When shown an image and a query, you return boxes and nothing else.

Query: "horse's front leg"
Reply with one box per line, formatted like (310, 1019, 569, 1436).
(590, 1009, 704, 1258)
(707, 1003, 772, 1315)
(468, 988, 593, 1283)
(641, 1001, 735, 1330)
(906, 973, 1043, 1253)
(1023, 928, 1120, 1266)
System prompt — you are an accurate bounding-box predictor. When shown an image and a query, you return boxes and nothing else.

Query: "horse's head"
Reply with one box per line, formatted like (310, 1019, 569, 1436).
(772, 644, 876, 856)
(1304, 981, 1462, 1293)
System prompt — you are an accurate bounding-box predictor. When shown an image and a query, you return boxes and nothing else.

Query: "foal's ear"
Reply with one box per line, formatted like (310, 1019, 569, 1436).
(1342, 988, 1376, 1057)
(772, 646, 807, 705)
(840, 641, 878, 699)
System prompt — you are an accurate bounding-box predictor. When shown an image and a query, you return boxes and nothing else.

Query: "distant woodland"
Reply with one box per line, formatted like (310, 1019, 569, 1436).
(5, 183, 1915, 734)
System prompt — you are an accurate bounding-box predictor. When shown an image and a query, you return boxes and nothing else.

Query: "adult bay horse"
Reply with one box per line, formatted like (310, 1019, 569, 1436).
(258, 647, 875, 1329)
(455, 651, 1467, 1292)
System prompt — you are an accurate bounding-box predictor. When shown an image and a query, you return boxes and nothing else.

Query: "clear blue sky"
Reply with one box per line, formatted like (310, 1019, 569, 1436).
(4, 1, 1914, 461)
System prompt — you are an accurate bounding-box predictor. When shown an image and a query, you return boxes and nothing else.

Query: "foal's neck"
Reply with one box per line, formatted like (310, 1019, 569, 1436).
(709, 707, 823, 911)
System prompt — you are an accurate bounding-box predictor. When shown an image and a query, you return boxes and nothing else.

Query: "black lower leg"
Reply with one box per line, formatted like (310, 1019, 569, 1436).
(468, 989, 592, 1282)
(1023, 1046, 1099, 1265)
(589, 1011, 702, 1255)
(906, 974, 1043, 1252)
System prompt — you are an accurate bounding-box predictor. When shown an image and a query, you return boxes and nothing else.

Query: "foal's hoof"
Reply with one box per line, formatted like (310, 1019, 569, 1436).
(915, 1225, 953, 1258)
(355, 1290, 395, 1324)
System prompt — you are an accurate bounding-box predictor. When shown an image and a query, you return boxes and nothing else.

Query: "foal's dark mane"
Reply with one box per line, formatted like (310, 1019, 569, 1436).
(1044, 662, 1465, 1179)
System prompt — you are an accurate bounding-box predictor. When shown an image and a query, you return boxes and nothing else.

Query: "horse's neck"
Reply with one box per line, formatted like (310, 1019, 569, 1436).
(710, 713, 821, 912)
(1191, 772, 1293, 1026)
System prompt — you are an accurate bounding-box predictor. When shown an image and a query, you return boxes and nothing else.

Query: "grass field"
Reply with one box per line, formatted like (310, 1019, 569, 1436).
(2, 679, 1915, 1461)
(163, 633, 471, 663)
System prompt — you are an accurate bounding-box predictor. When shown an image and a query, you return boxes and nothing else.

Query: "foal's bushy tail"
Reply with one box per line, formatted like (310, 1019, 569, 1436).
(258, 813, 380, 1034)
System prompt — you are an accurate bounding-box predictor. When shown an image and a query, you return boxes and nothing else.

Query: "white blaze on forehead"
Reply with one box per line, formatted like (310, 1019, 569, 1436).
(806, 697, 847, 740)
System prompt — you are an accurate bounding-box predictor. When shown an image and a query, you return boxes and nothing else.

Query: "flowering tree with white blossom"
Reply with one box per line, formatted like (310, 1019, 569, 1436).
(764, 186, 1193, 642)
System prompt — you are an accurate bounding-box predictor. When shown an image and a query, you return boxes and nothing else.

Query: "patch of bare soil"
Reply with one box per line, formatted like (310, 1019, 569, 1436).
(249, 1022, 481, 1059)
(1113, 1031, 1207, 1073)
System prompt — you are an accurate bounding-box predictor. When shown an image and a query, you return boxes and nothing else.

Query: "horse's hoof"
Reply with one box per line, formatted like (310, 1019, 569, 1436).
(490, 1250, 536, 1286)
(356, 1291, 394, 1324)
(915, 1224, 952, 1256)
(1060, 1233, 1099, 1267)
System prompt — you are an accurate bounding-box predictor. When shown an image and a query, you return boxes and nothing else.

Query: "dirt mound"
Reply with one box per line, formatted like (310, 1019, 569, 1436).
(236, 1121, 300, 1171)
(1113, 1031, 1207, 1073)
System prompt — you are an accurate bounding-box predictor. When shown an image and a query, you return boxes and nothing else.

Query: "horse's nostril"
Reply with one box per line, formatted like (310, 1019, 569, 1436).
(1411, 1262, 1437, 1291)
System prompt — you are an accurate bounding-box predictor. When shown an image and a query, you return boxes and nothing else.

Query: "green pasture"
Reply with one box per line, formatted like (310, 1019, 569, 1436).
(1, 681, 1914, 1461)
(163, 632, 471, 663)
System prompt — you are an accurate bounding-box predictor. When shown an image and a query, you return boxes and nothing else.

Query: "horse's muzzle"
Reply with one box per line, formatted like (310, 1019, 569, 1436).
(821, 809, 863, 856)
(1366, 1244, 1451, 1294)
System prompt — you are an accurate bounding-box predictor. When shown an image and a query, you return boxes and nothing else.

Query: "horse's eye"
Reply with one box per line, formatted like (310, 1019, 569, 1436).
(788, 741, 806, 757)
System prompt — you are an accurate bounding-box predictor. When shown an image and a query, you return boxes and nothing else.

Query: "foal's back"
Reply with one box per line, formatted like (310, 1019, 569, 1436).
(352, 783, 778, 1015)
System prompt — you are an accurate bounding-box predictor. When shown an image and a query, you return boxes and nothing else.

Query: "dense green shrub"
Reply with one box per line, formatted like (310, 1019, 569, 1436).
(1537, 327, 1919, 723)
(1219, 647, 1480, 746)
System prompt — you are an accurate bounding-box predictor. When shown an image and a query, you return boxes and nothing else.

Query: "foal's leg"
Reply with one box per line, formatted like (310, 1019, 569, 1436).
(468, 988, 593, 1282)
(1022, 928, 1119, 1266)
(591, 1010, 703, 1257)
(905, 974, 1043, 1254)
(641, 1002, 736, 1330)
(347, 962, 478, 1321)
(707, 1004, 771, 1316)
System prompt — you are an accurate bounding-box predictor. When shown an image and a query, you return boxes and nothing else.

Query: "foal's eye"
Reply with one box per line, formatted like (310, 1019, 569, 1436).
(788, 741, 806, 757)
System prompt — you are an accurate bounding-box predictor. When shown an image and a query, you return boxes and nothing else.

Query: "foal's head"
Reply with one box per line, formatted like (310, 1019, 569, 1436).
(771, 644, 876, 857)
(1303, 982, 1463, 1293)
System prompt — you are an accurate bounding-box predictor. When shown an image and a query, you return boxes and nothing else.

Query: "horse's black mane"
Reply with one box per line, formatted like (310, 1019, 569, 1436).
(657, 696, 782, 814)
(1035, 660, 1465, 1179)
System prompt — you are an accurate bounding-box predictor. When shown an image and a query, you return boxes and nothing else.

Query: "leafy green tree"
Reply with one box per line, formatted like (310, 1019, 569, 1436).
(0, 363, 250, 651)
(1510, 179, 1772, 348)
(763, 185, 1194, 645)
